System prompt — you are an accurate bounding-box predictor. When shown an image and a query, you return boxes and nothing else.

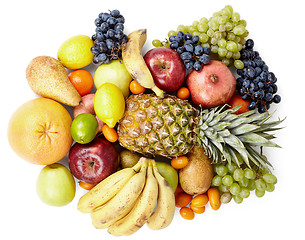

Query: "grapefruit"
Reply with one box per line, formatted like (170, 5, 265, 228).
(8, 98, 73, 165)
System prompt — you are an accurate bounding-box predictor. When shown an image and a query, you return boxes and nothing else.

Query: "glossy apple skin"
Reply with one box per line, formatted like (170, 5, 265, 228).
(186, 60, 236, 108)
(73, 94, 104, 132)
(144, 47, 186, 92)
(68, 137, 119, 185)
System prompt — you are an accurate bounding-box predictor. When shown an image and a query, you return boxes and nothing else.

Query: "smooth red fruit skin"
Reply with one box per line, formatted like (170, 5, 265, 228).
(186, 60, 236, 108)
(228, 93, 250, 114)
(144, 47, 186, 92)
(68, 137, 119, 185)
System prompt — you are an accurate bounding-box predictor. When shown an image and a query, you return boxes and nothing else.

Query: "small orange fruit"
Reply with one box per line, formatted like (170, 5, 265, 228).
(68, 69, 93, 96)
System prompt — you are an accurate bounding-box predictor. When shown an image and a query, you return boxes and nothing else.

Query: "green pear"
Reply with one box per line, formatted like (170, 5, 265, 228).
(26, 56, 81, 106)
(36, 163, 76, 207)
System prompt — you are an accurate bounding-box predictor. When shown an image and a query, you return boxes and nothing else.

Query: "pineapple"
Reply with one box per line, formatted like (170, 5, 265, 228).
(117, 94, 284, 169)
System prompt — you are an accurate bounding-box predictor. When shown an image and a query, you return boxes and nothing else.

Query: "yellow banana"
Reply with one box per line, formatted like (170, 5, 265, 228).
(91, 159, 148, 229)
(108, 159, 158, 236)
(146, 160, 175, 230)
(77, 159, 143, 213)
(122, 29, 163, 97)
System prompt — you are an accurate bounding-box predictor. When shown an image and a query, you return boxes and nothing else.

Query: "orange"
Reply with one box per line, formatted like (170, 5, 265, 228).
(68, 69, 93, 96)
(8, 98, 73, 165)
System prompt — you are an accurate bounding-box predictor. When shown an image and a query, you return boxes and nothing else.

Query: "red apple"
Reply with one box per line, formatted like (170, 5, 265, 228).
(186, 60, 236, 108)
(73, 94, 104, 132)
(68, 137, 119, 185)
(144, 47, 186, 92)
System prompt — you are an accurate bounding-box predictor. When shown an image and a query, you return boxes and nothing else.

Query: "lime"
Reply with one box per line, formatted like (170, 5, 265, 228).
(94, 83, 125, 128)
(57, 35, 94, 69)
(71, 113, 98, 144)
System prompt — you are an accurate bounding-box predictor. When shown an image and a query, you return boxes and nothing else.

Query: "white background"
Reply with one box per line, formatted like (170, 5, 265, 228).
(1, 0, 303, 239)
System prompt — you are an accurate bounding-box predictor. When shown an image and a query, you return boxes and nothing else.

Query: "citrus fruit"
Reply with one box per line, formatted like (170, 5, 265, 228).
(68, 69, 94, 96)
(94, 60, 132, 98)
(57, 35, 94, 69)
(8, 98, 73, 165)
(94, 83, 125, 128)
(71, 113, 98, 144)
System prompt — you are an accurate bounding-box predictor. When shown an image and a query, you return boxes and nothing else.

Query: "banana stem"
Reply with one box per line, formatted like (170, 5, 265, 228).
(151, 86, 164, 98)
(132, 157, 146, 172)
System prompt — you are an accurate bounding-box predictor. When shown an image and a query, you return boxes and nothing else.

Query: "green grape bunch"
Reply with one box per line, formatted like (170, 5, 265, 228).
(212, 162, 277, 204)
(153, 5, 249, 67)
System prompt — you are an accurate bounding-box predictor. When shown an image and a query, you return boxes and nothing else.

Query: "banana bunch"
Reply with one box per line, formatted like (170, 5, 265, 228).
(77, 157, 175, 236)
(122, 29, 164, 97)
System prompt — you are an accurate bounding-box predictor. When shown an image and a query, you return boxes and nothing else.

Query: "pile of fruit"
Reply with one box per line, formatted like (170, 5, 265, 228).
(7, 6, 284, 236)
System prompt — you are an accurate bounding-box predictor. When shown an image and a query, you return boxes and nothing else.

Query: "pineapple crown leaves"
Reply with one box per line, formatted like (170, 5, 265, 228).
(195, 104, 285, 169)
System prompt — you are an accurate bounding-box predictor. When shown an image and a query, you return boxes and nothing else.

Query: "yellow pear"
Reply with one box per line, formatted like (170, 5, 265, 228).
(26, 56, 81, 106)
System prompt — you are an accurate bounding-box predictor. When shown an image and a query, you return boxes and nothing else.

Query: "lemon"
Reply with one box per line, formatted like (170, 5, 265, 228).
(94, 83, 125, 128)
(57, 35, 94, 69)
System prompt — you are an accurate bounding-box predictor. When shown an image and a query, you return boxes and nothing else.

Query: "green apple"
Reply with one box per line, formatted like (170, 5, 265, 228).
(94, 60, 132, 98)
(156, 161, 178, 192)
(36, 163, 76, 207)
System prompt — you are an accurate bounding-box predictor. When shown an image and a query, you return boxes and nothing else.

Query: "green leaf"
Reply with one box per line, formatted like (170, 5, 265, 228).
(238, 132, 280, 147)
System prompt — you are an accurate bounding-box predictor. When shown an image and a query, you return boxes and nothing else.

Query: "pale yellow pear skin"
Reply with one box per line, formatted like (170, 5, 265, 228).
(26, 56, 81, 106)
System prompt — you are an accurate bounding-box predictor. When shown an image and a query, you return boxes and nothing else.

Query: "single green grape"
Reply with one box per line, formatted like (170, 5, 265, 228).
(222, 58, 231, 66)
(177, 25, 188, 33)
(207, 29, 215, 37)
(201, 42, 210, 48)
(216, 165, 228, 177)
(167, 30, 176, 37)
(212, 175, 222, 186)
(232, 12, 240, 22)
(227, 32, 236, 41)
(222, 175, 234, 187)
(239, 19, 247, 27)
(226, 163, 236, 173)
(211, 45, 219, 53)
(221, 7, 232, 18)
(255, 189, 265, 198)
(217, 38, 227, 48)
(199, 33, 209, 43)
(233, 194, 243, 204)
(233, 25, 246, 35)
(219, 24, 226, 32)
(225, 22, 233, 31)
(220, 192, 232, 203)
(255, 179, 267, 191)
(214, 31, 223, 40)
(210, 21, 219, 30)
(233, 168, 244, 181)
(200, 17, 209, 24)
(210, 37, 218, 45)
(244, 168, 255, 179)
(152, 39, 162, 47)
(239, 188, 250, 198)
(219, 184, 230, 193)
(230, 182, 241, 195)
(192, 20, 199, 27)
(262, 173, 277, 184)
(226, 51, 233, 59)
(193, 31, 200, 36)
(226, 41, 238, 52)
(188, 25, 197, 33)
(266, 183, 275, 192)
(197, 23, 209, 33)
(239, 177, 249, 188)
(234, 60, 244, 69)
(225, 5, 233, 14)
(218, 47, 228, 57)
(232, 51, 241, 60)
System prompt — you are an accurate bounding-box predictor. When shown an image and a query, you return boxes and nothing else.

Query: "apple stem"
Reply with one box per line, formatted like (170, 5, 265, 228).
(209, 74, 218, 83)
